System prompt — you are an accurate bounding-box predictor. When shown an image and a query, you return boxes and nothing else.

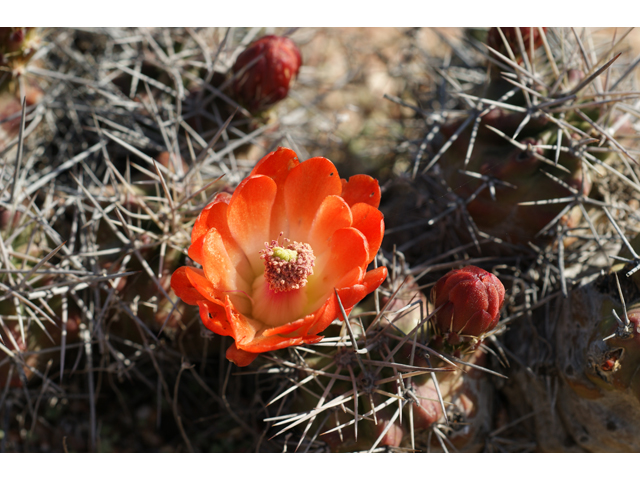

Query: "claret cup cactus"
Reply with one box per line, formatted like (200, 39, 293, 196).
(3, 26, 640, 454)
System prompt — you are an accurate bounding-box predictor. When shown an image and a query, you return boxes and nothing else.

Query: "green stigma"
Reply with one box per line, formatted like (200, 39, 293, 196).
(272, 247, 298, 262)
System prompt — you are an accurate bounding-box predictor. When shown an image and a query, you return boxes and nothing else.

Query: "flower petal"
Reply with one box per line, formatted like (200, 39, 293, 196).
(309, 227, 369, 300)
(170, 266, 206, 305)
(308, 195, 353, 255)
(197, 300, 231, 337)
(184, 266, 250, 321)
(284, 157, 343, 242)
(304, 289, 365, 337)
(250, 146, 300, 177)
(351, 203, 384, 264)
(304, 265, 364, 328)
(250, 147, 300, 239)
(300, 301, 333, 337)
(188, 193, 253, 284)
(184, 266, 223, 303)
(341, 174, 381, 208)
(227, 174, 277, 274)
(191, 193, 231, 248)
(361, 266, 388, 294)
(202, 229, 249, 291)
(332, 266, 386, 317)
(236, 332, 322, 353)
(304, 266, 387, 337)
(262, 317, 309, 338)
(226, 344, 260, 367)
(223, 296, 261, 345)
(251, 274, 309, 327)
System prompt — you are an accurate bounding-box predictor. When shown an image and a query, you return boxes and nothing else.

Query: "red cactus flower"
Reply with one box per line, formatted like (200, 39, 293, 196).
(171, 147, 387, 366)
(232, 35, 302, 113)
(430, 266, 505, 345)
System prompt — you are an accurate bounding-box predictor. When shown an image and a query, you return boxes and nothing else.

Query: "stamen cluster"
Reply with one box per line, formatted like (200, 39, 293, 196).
(260, 234, 315, 293)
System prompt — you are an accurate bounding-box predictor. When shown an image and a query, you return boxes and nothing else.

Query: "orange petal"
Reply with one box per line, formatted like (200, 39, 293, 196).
(305, 228, 368, 326)
(197, 300, 231, 337)
(305, 265, 363, 320)
(335, 266, 365, 290)
(185, 267, 251, 319)
(262, 317, 309, 337)
(251, 147, 300, 239)
(184, 266, 223, 303)
(351, 203, 385, 264)
(304, 294, 354, 337)
(305, 266, 387, 336)
(227, 175, 277, 274)
(226, 343, 260, 367)
(310, 227, 368, 302)
(362, 266, 388, 293)
(299, 301, 330, 336)
(170, 266, 206, 305)
(250, 146, 300, 177)
(201, 228, 250, 296)
(305, 289, 363, 337)
(308, 195, 353, 255)
(332, 265, 387, 312)
(188, 237, 206, 268)
(222, 296, 260, 346)
(189, 198, 254, 285)
(341, 174, 381, 208)
(237, 332, 322, 353)
(309, 306, 355, 337)
(284, 157, 343, 242)
(303, 267, 364, 335)
(191, 192, 231, 247)
(251, 275, 309, 327)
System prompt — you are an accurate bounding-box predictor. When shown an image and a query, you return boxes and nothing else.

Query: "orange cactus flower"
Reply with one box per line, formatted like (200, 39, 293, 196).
(171, 147, 387, 366)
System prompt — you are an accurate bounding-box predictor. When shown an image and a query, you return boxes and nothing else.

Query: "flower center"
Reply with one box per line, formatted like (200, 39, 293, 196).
(260, 233, 315, 293)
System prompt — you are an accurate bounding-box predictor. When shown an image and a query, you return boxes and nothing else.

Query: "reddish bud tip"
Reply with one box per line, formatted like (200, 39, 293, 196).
(487, 27, 547, 58)
(430, 266, 505, 342)
(232, 35, 302, 113)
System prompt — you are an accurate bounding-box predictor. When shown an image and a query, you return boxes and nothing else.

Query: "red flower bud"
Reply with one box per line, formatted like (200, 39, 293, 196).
(232, 35, 302, 113)
(430, 266, 505, 343)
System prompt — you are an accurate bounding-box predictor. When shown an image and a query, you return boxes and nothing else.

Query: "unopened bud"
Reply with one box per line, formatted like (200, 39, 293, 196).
(430, 266, 505, 346)
(232, 35, 302, 113)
